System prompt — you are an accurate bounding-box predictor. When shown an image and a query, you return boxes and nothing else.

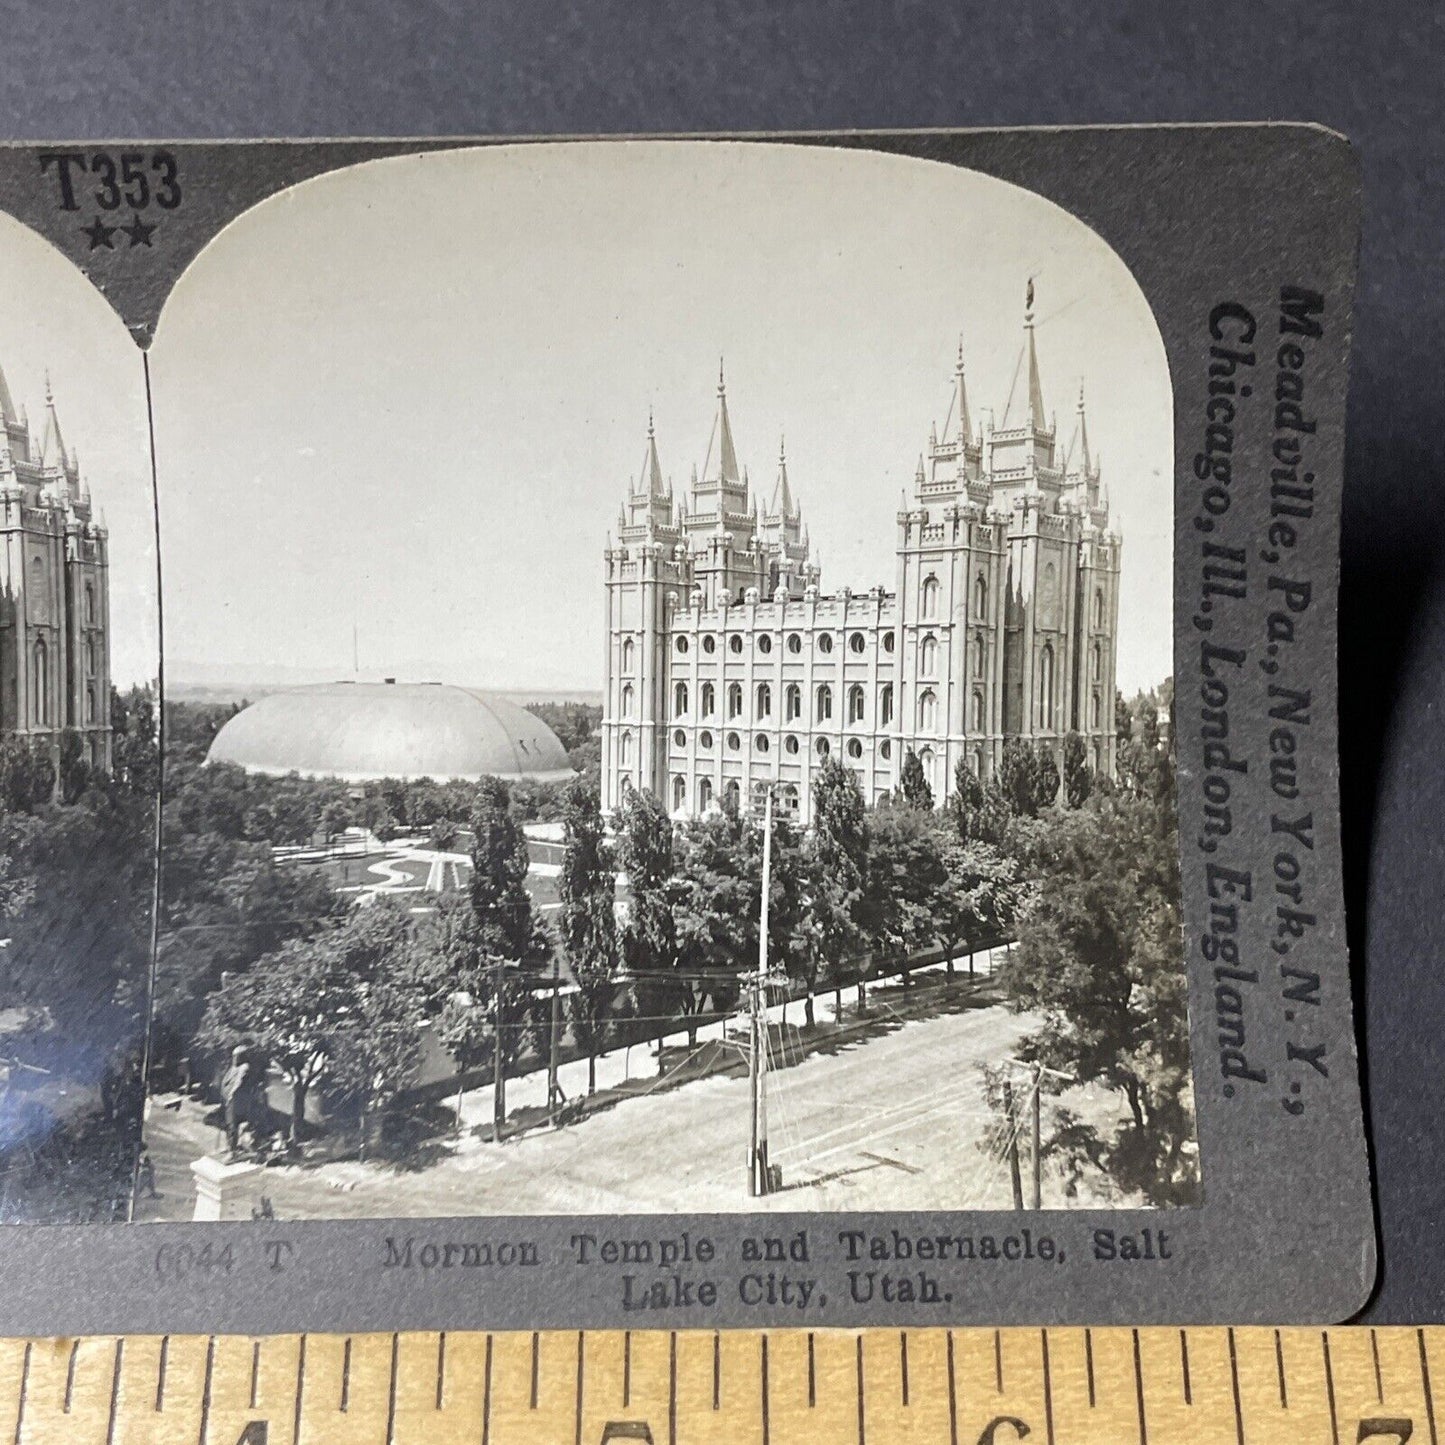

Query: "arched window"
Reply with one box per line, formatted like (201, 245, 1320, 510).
(672, 775, 687, 810)
(726, 732, 741, 752)
(31, 637, 47, 726)
(815, 737, 830, 758)
(918, 688, 937, 732)
(1094, 588, 1105, 630)
(758, 634, 773, 655)
(675, 635, 689, 654)
(920, 634, 937, 676)
(84, 583, 95, 627)
(919, 748, 936, 792)
(785, 683, 802, 721)
(973, 746, 984, 778)
(729, 634, 744, 655)
(703, 635, 716, 654)
(922, 575, 940, 618)
(817, 633, 834, 655)
(848, 684, 865, 724)
(1090, 691, 1102, 730)
(724, 779, 741, 811)
(849, 632, 866, 654)
(673, 729, 686, 748)
(787, 634, 802, 655)
(1037, 643, 1055, 728)
(1092, 640, 1103, 680)
(699, 730, 714, 749)
(672, 681, 688, 717)
(701, 681, 716, 717)
(698, 777, 714, 812)
(816, 684, 833, 722)
(974, 574, 988, 622)
(784, 735, 800, 755)
(756, 682, 772, 718)
(85, 637, 97, 677)
(85, 684, 95, 725)
(621, 636, 635, 673)
(620, 729, 633, 764)
(880, 739, 892, 761)
(783, 784, 799, 811)
(621, 682, 635, 717)
(620, 773, 633, 793)
(728, 682, 743, 718)
(972, 631, 985, 678)
(756, 733, 770, 753)
(879, 684, 894, 727)
(883, 631, 896, 654)
(846, 738, 863, 760)
(971, 690, 985, 733)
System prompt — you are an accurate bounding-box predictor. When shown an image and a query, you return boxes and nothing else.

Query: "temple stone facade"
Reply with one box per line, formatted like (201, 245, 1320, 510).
(603, 289, 1119, 823)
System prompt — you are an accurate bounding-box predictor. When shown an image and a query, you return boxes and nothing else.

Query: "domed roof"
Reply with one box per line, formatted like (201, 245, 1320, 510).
(206, 682, 575, 784)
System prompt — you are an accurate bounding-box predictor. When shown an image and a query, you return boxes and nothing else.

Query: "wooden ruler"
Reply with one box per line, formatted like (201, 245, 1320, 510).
(0, 1327, 1431, 1444)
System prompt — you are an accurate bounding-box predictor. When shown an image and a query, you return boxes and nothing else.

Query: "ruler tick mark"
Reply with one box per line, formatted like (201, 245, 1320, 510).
(714, 1331, 721, 1410)
(856, 1335, 866, 1445)
(1133, 1329, 1148, 1445)
(1041, 1330, 1056, 1445)
(1227, 1328, 1244, 1445)
(1275, 1329, 1288, 1408)
(436, 1330, 446, 1411)
(248, 1340, 260, 1411)
(62, 1337, 78, 1413)
(808, 1332, 816, 1408)
(1420, 1329, 1439, 1445)
(385, 1333, 400, 1445)
(341, 1336, 352, 1411)
(668, 1331, 677, 1445)
(761, 1334, 771, 1445)
(1085, 1328, 1095, 1407)
(946, 1331, 958, 1445)
(292, 1335, 307, 1445)
(104, 1338, 122, 1445)
(1323, 1332, 1340, 1445)
(12, 1341, 29, 1445)
(531, 1331, 540, 1409)
(994, 1329, 1003, 1394)
(481, 1334, 493, 1445)
(199, 1336, 216, 1445)
(900, 1331, 909, 1407)
(574, 1330, 585, 1445)
(1179, 1329, 1192, 1405)
(156, 1333, 169, 1411)
(1371, 1328, 1383, 1402)
(623, 1330, 631, 1408)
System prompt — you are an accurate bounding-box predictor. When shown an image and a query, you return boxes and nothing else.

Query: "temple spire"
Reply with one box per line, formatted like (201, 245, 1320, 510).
(770, 434, 796, 517)
(639, 407, 665, 495)
(0, 359, 17, 429)
(701, 359, 741, 486)
(1075, 380, 1091, 474)
(952, 334, 973, 447)
(39, 372, 67, 470)
(1025, 278, 1046, 432)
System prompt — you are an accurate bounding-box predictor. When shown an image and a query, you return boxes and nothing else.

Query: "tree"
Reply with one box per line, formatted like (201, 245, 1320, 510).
(1061, 732, 1092, 809)
(996, 770, 1197, 1206)
(898, 750, 934, 812)
(933, 833, 1023, 977)
(557, 779, 621, 1093)
(998, 737, 1043, 817)
(328, 977, 427, 1159)
(861, 803, 944, 991)
(803, 758, 869, 1021)
(1033, 741, 1060, 809)
(469, 776, 550, 969)
(947, 757, 985, 842)
(615, 787, 680, 1070)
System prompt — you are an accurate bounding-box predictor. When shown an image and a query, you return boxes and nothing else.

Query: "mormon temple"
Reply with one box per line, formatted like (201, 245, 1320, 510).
(601, 287, 1120, 824)
(0, 365, 111, 771)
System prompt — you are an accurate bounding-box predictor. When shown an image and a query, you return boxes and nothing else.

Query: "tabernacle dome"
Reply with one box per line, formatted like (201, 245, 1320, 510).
(206, 681, 575, 784)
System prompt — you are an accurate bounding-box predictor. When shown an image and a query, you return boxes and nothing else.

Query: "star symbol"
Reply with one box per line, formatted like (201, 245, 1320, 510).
(81, 216, 117, 250)
(121, 214, 157, 248)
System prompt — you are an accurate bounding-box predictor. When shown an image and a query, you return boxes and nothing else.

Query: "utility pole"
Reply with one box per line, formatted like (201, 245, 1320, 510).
(1031, 1062, 1043, 1210)
(749, 785, 774, 1198)
(1003, 1076, 1024, 1211)
(547, 953, 562, 1124)
(493, 956, 506, 1144)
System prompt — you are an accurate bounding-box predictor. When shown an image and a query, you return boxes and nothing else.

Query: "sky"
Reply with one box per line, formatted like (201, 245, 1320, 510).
(150, 141, 1173, 696)
(0, 214, 157, 689)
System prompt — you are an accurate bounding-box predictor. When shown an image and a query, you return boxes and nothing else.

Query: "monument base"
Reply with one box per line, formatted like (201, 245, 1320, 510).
(190, 1155, 265, 1222)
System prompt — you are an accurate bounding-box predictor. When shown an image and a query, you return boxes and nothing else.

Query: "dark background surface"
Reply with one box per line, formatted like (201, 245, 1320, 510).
(1, 1, 1440, 1321)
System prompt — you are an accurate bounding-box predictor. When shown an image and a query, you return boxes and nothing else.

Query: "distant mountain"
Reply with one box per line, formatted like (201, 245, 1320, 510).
(166, 663, 601, 707)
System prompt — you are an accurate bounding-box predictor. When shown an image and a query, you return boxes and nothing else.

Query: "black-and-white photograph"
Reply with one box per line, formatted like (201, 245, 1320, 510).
(0, 213, 160, 1222)
(132, 140, 1194, 1222)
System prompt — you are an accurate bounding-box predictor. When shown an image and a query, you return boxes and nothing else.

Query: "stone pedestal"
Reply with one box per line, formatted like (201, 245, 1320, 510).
(190, 1155, 264, 1222)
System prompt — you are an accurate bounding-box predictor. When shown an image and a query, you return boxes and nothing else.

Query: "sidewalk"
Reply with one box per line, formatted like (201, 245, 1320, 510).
(453, 943, 1010, 1137)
